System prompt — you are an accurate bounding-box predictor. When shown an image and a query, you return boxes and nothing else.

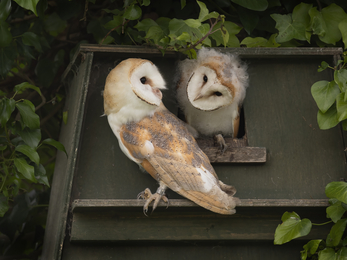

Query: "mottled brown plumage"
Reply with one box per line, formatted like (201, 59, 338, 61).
(104, 58, 239, 215)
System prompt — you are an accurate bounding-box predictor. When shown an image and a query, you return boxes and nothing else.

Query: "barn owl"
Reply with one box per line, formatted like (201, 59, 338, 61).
(103, 58, 239, 215)
(176, 48, 249, 151)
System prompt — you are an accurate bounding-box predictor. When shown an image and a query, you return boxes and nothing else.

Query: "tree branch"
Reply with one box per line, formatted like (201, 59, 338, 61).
(184, 16, 222, 51)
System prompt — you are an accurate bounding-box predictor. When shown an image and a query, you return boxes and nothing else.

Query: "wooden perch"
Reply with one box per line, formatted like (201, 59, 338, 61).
(196, 137, 266, 163)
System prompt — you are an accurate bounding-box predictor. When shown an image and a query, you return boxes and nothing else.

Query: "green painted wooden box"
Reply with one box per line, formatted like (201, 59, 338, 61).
(42, 44, 346, 259)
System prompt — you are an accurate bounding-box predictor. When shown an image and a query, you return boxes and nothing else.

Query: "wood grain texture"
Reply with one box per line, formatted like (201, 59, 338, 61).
(72, 198, 330, 211)
(69, 206, 331, 242)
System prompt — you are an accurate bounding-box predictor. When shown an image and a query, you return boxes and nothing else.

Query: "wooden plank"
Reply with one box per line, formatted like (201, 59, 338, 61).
(69, 207, 331, 242)
(62, 241, 307, 260)
(79, 44, 178, 57)
(41, 53, 94, 260)
(79, 44, 343, 57)
(71, 199, 330, 212)
(196, 137, 266, 163)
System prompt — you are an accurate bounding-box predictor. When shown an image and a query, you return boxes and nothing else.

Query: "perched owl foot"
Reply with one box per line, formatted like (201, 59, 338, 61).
(214, 134, 227, 154)
(137, 187, 169, 216)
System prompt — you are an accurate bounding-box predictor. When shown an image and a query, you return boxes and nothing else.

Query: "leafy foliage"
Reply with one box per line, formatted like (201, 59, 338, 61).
(274, 181, 347, 259)
(311, 57, 347, 130)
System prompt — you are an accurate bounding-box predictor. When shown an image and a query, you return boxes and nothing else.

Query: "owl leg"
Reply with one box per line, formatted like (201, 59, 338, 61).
(137, 182, 169, 215)
(214, 134, 227, 154)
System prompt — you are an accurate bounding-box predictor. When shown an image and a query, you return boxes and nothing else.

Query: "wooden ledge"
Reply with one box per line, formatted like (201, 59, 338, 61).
(72, 198, 330, 212)
(196, 138, 266, 163)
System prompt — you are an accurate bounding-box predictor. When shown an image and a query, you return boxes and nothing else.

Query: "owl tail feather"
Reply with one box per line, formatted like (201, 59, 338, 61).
(177, 188, 240, 215)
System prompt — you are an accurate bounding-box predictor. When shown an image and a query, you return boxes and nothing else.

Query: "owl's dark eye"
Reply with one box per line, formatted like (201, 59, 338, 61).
(203, 75, 208, 82)
(214, 91, 222, 96)
(140, 77, 146, 84)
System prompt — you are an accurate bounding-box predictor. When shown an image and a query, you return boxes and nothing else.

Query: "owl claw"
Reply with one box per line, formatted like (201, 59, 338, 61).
(137, 188, 169, 216)
(214, 134, 227, 154)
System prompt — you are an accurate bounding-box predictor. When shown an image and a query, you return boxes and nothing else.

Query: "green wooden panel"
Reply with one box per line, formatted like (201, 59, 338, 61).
(62, 241, 306, 260)
(69, 207, 331, 242)
(72, 51, 345, 201)
(42, 53, 94, 259)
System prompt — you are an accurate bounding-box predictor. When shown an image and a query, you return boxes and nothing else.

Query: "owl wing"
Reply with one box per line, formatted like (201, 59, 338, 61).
(120, 108, 238, 215)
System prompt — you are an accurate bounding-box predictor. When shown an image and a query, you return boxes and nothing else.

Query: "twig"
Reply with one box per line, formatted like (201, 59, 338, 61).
(80, 0, 89, 22)
(10, 14, 37, 23)
(184, 16, 222, 51)
(316, 0, 322, 11)
(100, 20, 129, 45)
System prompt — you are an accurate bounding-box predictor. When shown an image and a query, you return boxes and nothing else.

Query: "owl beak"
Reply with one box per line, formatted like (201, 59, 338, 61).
(194, 93, 203, 101)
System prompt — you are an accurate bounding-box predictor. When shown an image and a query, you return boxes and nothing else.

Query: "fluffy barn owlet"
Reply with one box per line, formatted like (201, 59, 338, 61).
(103, 58, 239, 215)
(176, 48, 249, 152)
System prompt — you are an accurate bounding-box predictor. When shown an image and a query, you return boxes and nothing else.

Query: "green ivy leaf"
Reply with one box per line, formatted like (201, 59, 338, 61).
(0, 46, 16, 77)
(103, 15, 122, 32)
(309, 7, 326, 37)
(318, 248, 337, 260)
(15, 144, 40, 165)
(18, 128, 41, 148)
(44, 12, 67, 37)
(14, 82, 42, 96)
(22, 32, 42, 53)
(310, 4, 347, 45)
(169, 18, 203, 44)
(300, 240, 322, 260)
(238, 7, 259, 35)
(142, 0, 150, 6)
(13, 0, 39, 16)
(326, 218, 347, 247)
(335, 69, 347, 93)
(210, 21, 242, 47)
(336, 93, 347, 121)
(196, 1, 219, 22)
(0, 194, 9, 217)
(184, 19, 201, 29)
(0, 21, 12, 48)
(339, 19, 347, 50)
(311, 80, 340, 113)
(34, 164, 49, 186)
(0, 98, 15, 126)
(0, 0, 11, 21)
(281, 211, 300, 222)
(318, 61, 329, 72)
(231, 0, 268, 11)
(241, 34, 280, 47)
(42, 138, 67, 156)
(14, 157, 36, 183)
(327, 200, 347, 223)
(135, 18, 158, 32)
(326, 182, 347, 204)
(272, 3, 312, 43)
(145, 26, 165, 44)
(197, 1, 208, 22)
(181, 0, 186, 9)
(317, 104, 339, 130)
(274, 211, 312, 245)
(15, 101, 40, 130)
(337, 248, 347, 259)
(124, 4, 142, 20)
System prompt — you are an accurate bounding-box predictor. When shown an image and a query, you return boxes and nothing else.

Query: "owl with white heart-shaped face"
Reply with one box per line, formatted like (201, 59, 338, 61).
(176, 48, 249, 151)
(104, 58, 239, 215)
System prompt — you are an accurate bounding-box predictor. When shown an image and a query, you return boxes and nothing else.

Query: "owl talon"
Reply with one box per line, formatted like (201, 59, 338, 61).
(137, 186, 169, 215)
(214, 134, 227, 154)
